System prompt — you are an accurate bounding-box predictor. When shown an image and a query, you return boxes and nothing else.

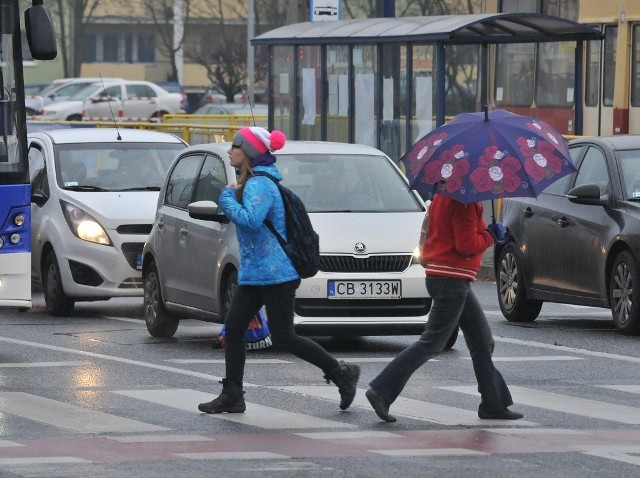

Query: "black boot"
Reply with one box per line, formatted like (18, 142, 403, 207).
(198, 378, 246, 414)
(325, 361, 360, 410)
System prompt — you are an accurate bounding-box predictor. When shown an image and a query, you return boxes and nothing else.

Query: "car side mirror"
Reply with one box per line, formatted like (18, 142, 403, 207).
(566, 183, 606, 205)
(188, 200, 229, 223)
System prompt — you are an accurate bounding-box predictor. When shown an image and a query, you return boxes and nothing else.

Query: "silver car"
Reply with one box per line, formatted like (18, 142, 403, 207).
(29, 128, 187, 316)
(142, 141, 431, 338)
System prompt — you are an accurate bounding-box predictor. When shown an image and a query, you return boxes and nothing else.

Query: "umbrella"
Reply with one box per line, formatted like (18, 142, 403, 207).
(402, 107, 576, 218)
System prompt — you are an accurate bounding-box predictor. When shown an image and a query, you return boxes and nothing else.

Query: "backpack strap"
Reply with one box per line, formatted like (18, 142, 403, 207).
(251, 171, 288, 247)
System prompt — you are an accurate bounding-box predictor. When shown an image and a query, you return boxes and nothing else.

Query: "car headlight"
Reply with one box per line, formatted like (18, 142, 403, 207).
(411, 245, 421, 264)
(60, 200, 112, 245)
(43, 110, 58, 116)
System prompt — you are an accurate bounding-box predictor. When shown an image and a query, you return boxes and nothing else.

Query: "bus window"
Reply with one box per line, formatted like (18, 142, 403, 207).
(631, 25, 640, 107)
(494, 43, 534, 107)
(585, 39, 601, 107)
(603, 26, 617, 107)
(535, 41, 575, 108)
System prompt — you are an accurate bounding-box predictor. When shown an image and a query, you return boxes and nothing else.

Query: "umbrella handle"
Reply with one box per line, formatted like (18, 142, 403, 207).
(491, 199, 496, 225)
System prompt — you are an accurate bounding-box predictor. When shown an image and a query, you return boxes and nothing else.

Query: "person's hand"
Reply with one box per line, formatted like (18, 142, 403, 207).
(487, 222, 510, 245)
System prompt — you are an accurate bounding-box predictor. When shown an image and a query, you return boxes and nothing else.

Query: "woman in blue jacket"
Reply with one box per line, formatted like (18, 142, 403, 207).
(198, 127, 360, 414)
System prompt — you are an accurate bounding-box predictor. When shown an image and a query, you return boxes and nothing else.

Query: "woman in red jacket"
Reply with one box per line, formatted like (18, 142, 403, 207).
(365, 194, 523, 422)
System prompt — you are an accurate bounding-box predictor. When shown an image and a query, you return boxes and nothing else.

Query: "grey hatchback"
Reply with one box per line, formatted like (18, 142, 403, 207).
(496, 134, 640, 335)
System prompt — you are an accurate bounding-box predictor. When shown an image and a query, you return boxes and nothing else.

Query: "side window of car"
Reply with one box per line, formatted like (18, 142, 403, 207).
(105, 85, 121, 100)
(164, 154, 204, 209)
(574, 146, 611, 194)
(28, 145, 49, 200)
(542, 144, 582, 196)
(143, 85, 157, 98)
(193, 154, 228, 202)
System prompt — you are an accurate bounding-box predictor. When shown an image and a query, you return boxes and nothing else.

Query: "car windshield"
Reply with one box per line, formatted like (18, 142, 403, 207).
(55, 143, 184, 191)
(69, 84, 102, 100)
(617, 150, 640, 200)
(277, 153, 423, 213)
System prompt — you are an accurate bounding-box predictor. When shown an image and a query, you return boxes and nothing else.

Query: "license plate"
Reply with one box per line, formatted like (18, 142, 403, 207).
(136, 253, 142, 270)
(328, 280, 401, 299)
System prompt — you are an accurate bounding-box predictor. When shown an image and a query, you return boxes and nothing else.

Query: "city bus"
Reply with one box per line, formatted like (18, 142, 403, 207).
(487, 0, 640, 136)
(0, 0, 56, 309)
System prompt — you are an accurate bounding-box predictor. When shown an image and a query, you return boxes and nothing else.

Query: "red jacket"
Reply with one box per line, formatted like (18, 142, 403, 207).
(421, 195, 494, 281)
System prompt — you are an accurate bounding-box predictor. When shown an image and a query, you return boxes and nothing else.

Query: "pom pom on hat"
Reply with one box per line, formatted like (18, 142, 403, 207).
(232, 127, 286, 160)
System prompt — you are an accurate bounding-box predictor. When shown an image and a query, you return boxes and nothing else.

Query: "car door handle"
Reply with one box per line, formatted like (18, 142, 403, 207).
(523, 207, 533, 218)
(157, 220, 164, 230)
(180, 227, 189, 236)
(557, 217, 569, 228)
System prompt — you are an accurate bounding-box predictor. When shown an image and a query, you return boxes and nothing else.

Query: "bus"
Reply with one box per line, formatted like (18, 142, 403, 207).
(0, 0, 56, 309)
(486, 0, 640, 137)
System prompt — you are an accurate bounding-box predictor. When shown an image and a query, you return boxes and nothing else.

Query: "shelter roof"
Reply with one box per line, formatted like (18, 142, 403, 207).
(252, 13, 603, 46)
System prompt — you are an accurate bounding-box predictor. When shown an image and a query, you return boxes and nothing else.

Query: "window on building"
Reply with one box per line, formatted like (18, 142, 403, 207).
(103, 34, 119, 62)
(82, 33, 97, 62)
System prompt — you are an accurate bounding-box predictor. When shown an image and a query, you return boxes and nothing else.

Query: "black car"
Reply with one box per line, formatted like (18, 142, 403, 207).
(495, 135, 640, 335)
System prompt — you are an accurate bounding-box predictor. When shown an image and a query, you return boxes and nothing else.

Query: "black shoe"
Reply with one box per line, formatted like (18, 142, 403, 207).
(366, 388, 397, 423)
(198, 379, 246, 414)
(478, 408, 523, 420)
(325, 361, 360, 410)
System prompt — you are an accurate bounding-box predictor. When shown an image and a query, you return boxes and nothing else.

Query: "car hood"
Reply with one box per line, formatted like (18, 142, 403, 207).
(311, 212, 424, 254)
(61, 191, 159, 229)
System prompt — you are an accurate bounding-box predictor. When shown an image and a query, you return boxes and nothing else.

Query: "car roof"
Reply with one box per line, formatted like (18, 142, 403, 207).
(180, 140, 389, 157)
(570, 134, 640, 150)
(28, 128, 185, 145)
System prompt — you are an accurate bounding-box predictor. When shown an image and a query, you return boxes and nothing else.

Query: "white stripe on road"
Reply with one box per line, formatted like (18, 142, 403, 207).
(442, 386, 640, 424)
(0, 392, 168, 434)
(370, 448, 488, 457)
(277, 386, 536, 427)
(0, 457, 90, 465)
(176, 451, 289, 460)
(295, 431, 402, 440)
(0, 361, 88, 368)
(166, 359, 292, 364)
(113, 388, 356, 430)
(596, 385, 640, 394)
(0, 440, 24, 447)
(462, 356, 583, 362)
(580, 445, 640, 467)
(106, 434, 215, 443)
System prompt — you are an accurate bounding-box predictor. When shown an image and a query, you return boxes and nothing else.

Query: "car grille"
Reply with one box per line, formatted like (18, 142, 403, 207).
(117, 224, 153, 234)
(121, 242, 145, 270)
(118, 277, 143, 289)
(295, 298, 430, 317)
(319, 255, 412, 273)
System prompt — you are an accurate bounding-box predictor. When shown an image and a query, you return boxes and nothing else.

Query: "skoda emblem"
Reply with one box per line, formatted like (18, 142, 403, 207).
(354, 242, 367, 254)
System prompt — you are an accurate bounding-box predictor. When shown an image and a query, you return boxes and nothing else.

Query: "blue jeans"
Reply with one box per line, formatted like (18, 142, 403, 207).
(369, 276, 514, 414)
(223, 279, 339, 387)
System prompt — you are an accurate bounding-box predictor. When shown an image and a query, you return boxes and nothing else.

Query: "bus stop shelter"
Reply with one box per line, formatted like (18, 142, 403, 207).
(252, 13, 603, 162)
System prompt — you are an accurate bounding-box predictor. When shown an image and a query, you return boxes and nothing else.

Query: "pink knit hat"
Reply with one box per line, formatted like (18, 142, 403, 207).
(232, 127, 286, 160)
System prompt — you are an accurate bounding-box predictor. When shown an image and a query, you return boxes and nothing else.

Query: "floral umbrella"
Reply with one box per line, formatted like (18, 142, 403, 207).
(402, 108, 576, 208)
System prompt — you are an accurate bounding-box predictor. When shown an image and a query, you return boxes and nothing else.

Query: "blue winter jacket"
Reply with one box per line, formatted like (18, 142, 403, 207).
(218, 164, 299, 286)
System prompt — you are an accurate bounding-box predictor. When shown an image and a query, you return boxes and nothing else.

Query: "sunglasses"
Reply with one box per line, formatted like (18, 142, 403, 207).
(231, 143, 241, 149)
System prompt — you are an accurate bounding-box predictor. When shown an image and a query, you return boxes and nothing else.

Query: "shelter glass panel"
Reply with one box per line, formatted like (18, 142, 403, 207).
(353, 45, 377, 148)
(494, 43, 535, 107)
(411, 45, 434, 147)
(271, 46, 294, 137)
(585, 39, 601, 107)
(535, 41, 574, 108)
(379, 43, 404, 161)
(326, 45, 349, 143)
(444, 45, 479, 116)
(297, 45, 321, 140)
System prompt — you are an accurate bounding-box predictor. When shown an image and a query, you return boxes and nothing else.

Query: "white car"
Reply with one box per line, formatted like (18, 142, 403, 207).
(25, 77, 122, 116)
(33, 80, 184, 122)
(29, 128, 187, 316)
(142, 141, 432, 338)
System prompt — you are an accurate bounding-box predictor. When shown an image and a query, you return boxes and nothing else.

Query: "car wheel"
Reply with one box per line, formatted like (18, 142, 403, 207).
(444, 325, 459, 349)
(43, 250, 75, 316)
(143, 262, 179, 338)
(609, 250, 640, 335)
(496, 242, 542, 322)
(221, 269, 238, 322)
(66, 114, 82, 121)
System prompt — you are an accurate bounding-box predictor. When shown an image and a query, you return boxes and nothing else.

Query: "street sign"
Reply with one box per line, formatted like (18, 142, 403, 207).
(311, 0, 340, 22)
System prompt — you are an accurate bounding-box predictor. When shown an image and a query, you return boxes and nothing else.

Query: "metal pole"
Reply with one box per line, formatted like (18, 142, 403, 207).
(173, 0, 184, 84)
(247, 0, 255, 105)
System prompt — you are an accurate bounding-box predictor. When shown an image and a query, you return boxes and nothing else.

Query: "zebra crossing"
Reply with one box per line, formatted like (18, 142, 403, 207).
(3, 373, 640, 467)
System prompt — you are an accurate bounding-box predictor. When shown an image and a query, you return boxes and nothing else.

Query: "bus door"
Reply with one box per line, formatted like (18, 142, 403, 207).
(629, 23, 640, 134)
(583, 25, 617, 136)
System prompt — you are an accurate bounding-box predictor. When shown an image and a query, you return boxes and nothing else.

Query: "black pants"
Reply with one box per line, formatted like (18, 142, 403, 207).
(223, 279, 339, 387)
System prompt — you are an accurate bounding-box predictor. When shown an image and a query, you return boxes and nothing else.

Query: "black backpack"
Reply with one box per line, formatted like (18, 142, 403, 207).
(253, 171, 320, 278)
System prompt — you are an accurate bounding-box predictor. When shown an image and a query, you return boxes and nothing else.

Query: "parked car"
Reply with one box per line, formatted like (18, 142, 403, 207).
(26, 77, 122, 116)
(191, 103, 268, 127)
(198, 85, 227, 106)
(28, 128, 187, 316)
(34, 80, 184, 122)
(495, 134, 640, 335)
(154, 81, 189, 112)
(142, 141, 432, 338)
